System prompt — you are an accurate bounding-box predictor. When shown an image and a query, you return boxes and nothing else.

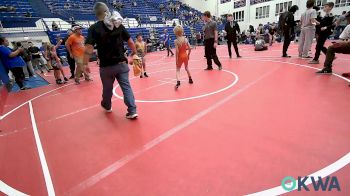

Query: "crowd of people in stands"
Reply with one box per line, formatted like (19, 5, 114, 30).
(250, 0, 272, 5)
(1, 0, 350, 92)
(112, 0, 124, 11)
(234, 0, 246, 9)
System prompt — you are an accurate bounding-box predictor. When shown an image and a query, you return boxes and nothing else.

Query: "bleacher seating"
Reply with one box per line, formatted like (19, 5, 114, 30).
(0, 0, 38, 27)
(2, 0, 218, 57)
(108, 0, 164, 24)
(42, 0, 96, 20)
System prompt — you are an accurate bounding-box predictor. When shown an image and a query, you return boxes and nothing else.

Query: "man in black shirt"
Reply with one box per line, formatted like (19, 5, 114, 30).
(28, 42, 49, 73)
(224, 14, 241, 58)
(279, 5, 299, 57)
(309, 2, 335, 64)
(84, 2, 138, 119)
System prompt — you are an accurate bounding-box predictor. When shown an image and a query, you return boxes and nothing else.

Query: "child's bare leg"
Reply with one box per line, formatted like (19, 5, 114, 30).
(185, 64, 193, 84)
(143, 59, 148, 77)
(175, 66, 181, 89)
(176, 66, 181, 81)
(54, 70, 59, 80)
(54, 70, 63, 84)
(60, 67, 66, 77)
(184, 63, 191, 78)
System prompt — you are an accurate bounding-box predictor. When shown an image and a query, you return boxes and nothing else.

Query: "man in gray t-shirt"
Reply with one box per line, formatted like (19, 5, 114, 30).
(298, 0, 319, 58)
(202, 11, 222, 70)
(301, 8, 317, 29)
(204, 20, 217, 40)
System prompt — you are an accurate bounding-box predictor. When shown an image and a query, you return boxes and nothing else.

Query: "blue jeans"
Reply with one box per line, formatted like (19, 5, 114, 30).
(100, 63, 137, 114)
(334, 25, 346, 40)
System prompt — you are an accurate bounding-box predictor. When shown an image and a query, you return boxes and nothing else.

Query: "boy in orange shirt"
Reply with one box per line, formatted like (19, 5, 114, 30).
(66, 26, 92, 84)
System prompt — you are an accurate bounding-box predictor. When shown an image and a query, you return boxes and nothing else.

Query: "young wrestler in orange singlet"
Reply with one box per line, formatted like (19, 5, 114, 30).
(173, 25, 193, 90)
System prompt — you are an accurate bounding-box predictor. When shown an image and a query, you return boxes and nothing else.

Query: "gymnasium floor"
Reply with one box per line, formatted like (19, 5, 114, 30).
(1, 42, 350, 196)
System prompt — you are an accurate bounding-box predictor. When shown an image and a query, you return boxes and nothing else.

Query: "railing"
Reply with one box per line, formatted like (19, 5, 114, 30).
(0, 17, 47, 33)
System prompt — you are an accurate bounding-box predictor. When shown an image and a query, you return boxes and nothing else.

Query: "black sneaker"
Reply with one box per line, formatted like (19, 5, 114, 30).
(144, 72, 149, 77)
(316, 68, 332, 74)
(341, 73, 350, 78)
(204, 67, 213, 71)
(69, 75, 75, 79)
(189, 78, 193, 84)
(229, 55, 232, 59)
(218, 66, 222, 70)
(237, 56, 242, 58)
(101, 102, 112, 113)
(64, 77, 68, 81)
(126, 113, 138, 119)
(282, 55, 291, 58)
(140, 74, 143, 78)
(20, 86, 31, 90)
(56, 79, 64, 84)
(175, 81, 180, 90)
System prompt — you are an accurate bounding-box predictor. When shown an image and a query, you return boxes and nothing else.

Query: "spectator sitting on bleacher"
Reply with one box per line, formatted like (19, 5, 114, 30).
(0, 6, 16, 12)
(52, 21, 59, 31)
(159, 4, 164, 13)
(0, 6, 7, 12)
(64, 3, 69, 9)
(24, 11, 32, 18)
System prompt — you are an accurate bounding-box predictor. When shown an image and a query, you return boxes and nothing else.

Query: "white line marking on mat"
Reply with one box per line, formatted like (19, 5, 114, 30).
(0, 180, 29, 196)
(29, 101, 55, 196)
(245, 152, 350, 196)
(0, 83, 74, 120)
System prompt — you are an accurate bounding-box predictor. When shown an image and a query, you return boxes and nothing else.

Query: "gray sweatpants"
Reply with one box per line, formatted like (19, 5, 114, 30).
(298, 28, 315, 57)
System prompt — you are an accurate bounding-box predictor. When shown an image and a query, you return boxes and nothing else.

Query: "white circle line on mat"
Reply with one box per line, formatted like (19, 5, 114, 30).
(113, 68, 239, 103)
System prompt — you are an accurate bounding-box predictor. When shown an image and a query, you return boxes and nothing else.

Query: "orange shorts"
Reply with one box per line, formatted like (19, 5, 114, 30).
(177, 55, 188, 67)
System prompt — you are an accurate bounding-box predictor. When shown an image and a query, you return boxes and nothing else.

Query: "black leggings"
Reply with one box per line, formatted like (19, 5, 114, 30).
(227, 39, 240, 57)
(67, 53, 75, 76)
(283, 29, 292, 56)
(10, 67, 25, 88)
(166, 44, 174, 56)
